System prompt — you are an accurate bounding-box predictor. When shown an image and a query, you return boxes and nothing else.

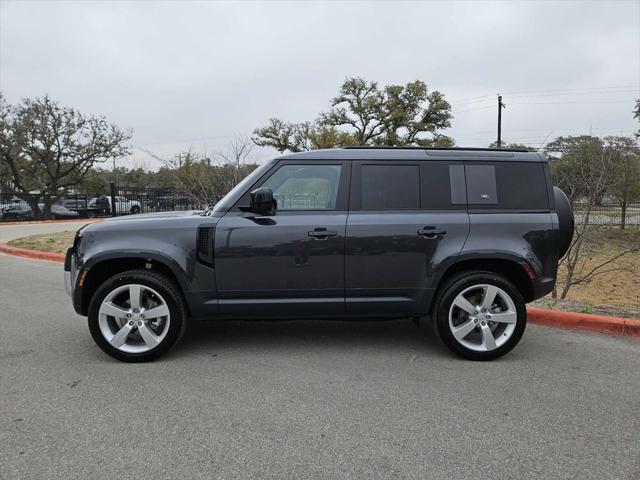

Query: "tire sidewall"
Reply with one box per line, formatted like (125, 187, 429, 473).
(87, 271, 185, 362)
(435, 272, 527, 361)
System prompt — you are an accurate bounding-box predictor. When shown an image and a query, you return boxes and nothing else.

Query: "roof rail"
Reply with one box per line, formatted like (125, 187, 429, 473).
(343, 146, 532, 153)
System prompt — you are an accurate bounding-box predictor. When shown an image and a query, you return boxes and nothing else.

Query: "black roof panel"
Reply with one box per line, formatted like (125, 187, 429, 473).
(278, 147, 545, 162)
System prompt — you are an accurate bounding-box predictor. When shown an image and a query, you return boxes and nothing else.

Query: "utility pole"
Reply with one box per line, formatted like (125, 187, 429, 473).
(497, 94, 506, 148)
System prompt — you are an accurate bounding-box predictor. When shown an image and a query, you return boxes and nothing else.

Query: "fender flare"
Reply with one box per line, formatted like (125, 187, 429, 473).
(80, 249, 190, 292)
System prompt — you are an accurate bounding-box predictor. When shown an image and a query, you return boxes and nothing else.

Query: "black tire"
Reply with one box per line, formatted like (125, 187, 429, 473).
(130, 205, 141, 214)
(87, 269, 188, 362)
(433, 271, 527, 361)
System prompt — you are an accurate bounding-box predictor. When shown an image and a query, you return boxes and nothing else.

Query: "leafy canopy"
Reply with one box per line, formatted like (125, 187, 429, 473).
(253, 77, 454, 152)
(0, 94, 131, 199)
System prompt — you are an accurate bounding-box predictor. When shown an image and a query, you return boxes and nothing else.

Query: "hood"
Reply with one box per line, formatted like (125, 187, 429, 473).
(102, 210, 202, 222)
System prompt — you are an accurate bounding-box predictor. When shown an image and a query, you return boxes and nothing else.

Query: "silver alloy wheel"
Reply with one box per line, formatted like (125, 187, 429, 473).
(448, 284, 518, 352)
(98, 284, 171, 354)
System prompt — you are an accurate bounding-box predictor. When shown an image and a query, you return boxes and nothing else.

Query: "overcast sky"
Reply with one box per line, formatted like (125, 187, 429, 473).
(1, 0, 639, 169)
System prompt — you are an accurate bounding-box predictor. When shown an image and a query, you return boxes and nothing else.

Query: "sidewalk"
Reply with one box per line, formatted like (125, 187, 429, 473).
(0, 219, 97, 243)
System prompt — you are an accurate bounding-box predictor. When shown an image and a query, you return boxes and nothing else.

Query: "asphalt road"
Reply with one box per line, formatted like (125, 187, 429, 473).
(1, 253, 639, 480)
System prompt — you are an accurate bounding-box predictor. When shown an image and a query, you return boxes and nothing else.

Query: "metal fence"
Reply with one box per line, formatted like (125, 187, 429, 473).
(109, 184, 203, 216)
(572, 202, 640, 227)
(1, 183, 204, 222)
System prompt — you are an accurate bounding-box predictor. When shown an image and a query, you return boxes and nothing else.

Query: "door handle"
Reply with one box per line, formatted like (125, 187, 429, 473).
(418, 227, 447, 238)
(308, 228, 337, 239)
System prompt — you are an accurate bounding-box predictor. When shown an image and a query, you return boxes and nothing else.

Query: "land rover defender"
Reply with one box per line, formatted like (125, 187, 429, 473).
(65, 147, 574, 362)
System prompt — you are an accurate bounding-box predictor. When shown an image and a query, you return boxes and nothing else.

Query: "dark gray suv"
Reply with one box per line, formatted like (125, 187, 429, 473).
(65, 147, 573, 362)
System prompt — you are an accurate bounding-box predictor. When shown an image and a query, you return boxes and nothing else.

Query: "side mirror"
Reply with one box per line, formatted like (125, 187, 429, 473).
(249, 187, 276, 215)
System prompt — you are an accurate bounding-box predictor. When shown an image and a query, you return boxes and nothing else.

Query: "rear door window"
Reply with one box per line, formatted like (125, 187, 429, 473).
(421, 164, 459, 209)
(361, 164, 420, 210)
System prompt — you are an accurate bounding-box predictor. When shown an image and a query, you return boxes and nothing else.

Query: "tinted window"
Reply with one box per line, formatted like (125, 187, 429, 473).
(495, 162, 549, 209)
(465, 162, 550, 209)
(261, 164, 342, 210)
(420, 164, 454, 209)
(466, 165, 497, 205)
(361, 165, 420, 209)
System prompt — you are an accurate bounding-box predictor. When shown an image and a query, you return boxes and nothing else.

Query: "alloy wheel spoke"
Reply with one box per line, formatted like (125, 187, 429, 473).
(480, 323, 497, 350)
(100, 301, 129, 319)
(490, 311, 517, 324)
(452, 319, 477, 340)
(481, 285, 499, 310)
(129, 285, 142, 310)
(137, 323, 160, 348)
(110, 322, 134, 348)
(144, 304, 170, 320)
(453, 295, 477, 315)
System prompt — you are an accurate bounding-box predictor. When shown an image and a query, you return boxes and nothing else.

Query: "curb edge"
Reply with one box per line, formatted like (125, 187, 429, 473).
(527, 306, 639, 337)
(0, 243, 65, 263)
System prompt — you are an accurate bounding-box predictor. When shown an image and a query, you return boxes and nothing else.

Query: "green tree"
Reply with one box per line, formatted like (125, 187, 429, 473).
(606, 136, 640, 229)
(545, 135, 608, 202)
(488, 141, 535, 151)
(253, 77, 453, 152)
(0, 94, 131, 217)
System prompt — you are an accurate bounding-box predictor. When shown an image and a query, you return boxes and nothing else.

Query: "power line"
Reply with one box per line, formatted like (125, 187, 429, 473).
(501, 85, 640, 96)
(507, 89, 638, 99)
(449, 85, 640, 106)
(133, 134, 237, 148)
(453, 105, 496, 113)
(509, 100, 636, 105)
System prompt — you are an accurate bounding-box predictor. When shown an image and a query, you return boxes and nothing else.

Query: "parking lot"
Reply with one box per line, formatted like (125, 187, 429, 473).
(1, 252, 639, 480)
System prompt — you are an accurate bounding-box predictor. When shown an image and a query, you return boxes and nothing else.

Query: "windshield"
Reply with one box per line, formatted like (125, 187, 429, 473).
(211, 160, 275, 213)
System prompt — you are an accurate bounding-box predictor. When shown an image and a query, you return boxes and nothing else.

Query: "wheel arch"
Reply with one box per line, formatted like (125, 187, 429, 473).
(436, 255, 535, 305)
(78, 253, 190, 316)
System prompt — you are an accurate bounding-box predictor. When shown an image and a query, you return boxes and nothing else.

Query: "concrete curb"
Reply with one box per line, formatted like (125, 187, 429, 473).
(0, 243, 638, 337)
(0, 243, 66, 263)
(527, 307, 640, 337)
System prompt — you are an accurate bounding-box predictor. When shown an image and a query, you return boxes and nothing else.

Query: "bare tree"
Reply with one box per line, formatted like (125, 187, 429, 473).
(547, 136, 639, 299)
(139, 135, 258, 208)
(215, 135, 254, 189)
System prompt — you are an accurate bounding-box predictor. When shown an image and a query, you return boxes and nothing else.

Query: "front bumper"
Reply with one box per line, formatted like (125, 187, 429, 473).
(63, 247, 78, 297)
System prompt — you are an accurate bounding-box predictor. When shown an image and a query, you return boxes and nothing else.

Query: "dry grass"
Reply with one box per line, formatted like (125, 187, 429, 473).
(553, 227, 640, 312)
(7, 231, 76, 254)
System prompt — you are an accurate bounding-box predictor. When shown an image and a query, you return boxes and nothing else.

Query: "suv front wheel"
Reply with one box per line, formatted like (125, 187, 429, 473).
(433, 271, 526, 360)
(87, 270, 187, 362)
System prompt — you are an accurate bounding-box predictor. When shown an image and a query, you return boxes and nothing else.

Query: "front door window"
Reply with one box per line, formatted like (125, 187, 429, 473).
(261, 164, 342, 210)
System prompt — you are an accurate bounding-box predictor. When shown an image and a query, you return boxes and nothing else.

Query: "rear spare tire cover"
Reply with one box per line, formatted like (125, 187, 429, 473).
(554, 187, 574, 258)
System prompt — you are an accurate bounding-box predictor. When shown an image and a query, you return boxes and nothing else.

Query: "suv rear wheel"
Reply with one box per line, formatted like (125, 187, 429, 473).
(433, 271, 526, 360)
(87, 269, 187, 362)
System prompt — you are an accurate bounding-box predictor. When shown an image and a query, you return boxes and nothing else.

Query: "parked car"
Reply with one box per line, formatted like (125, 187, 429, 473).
(1, 200, 80, 220)
(38, 203, 80, 219)
(88, 195, 141, 214)
(61, 198, 88, 212)
(1, 199, 34, 221)
(65, 147, 574, 362)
